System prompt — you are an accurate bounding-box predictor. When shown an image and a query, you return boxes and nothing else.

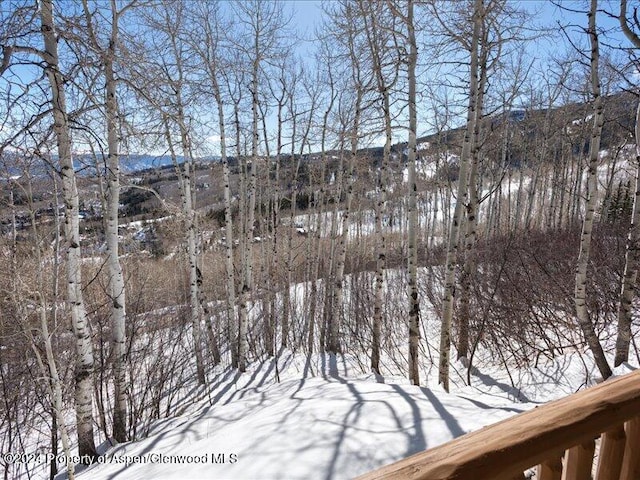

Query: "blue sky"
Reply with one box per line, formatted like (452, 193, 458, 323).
(1, 0, 636, 156)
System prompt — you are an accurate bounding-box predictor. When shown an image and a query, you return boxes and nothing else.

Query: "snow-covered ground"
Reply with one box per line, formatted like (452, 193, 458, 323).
(20, 264, 631, 480)
(71, 353, 520, 480)
(51, 346, 635, 480)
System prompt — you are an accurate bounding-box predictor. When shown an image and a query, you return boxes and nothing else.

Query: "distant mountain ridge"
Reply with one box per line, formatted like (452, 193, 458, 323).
(1, 91, 634, 181)
(74, 154, 221, 175)
(0, 153, 220, 180)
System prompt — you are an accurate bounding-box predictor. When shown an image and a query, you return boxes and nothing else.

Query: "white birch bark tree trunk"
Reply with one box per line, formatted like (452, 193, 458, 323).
(104, 26, 128, 446)
(360, 0, 397, 376)
(406, 0, 420, 386)
(231, 0, 287, 370)
(237, 34, 261, 373)
(309, 64, 337, 353)
(438, 0, 483, 392)
(614, 0, 640, 366)
(328, 143, 349, 354)
(224, 69, 247, 369)
(457, 26, 488, 362)
(80, 0, 129, 442)
(328, 5, 371, 354)
(39, 0, 97, 460)
(163, 114, 206, 384)
(574, 0, 612, 380)
(615, 114, 640, 366)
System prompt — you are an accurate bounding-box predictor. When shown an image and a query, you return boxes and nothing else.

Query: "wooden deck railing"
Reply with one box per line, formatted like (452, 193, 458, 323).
(357, 369, 640, 480)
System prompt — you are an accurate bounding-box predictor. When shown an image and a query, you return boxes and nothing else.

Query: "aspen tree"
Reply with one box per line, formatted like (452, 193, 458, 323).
(40, 0, 98, 460)
(574, 0, 612, 380)
(285, 70, 304, 350)
(457, 19, 488, 362)
(324, 0, 373, 354)
(327, 105, 351, 354)
(267, 61, 291, 350)
(438, 0, 483, 392)
(284, 67, 317, 349)
(162, 115, 206, 384)
(457, 0, 524, 358)
(616, 106, 640, 366)
(190, 3, 237, 366)
(80, 0, 130, 442)
(296, 73, 320, 349)
(271, 70, 285, 354)
(309, 46, 338, 353)
(406, 0, 420, 386)
(225, 63, 246, 369)
(381, 0, 421, 384)
(359, 0, 400, 375)
(614, 0, 640, 366)
(230, 0, 289, 371)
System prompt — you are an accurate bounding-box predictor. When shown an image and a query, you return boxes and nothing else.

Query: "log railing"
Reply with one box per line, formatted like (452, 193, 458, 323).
(357, 369, 640, 480)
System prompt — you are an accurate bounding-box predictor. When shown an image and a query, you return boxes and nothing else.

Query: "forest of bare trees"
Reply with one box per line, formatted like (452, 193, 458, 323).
(1, 0, 639, 478)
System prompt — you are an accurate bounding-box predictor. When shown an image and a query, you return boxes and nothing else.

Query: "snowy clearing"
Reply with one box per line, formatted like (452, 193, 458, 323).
(74, 353, 522, 480)
(57, 349, 636, 480)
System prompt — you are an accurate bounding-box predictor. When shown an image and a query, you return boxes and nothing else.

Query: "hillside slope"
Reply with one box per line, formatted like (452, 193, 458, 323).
(67, 349, 636, 480)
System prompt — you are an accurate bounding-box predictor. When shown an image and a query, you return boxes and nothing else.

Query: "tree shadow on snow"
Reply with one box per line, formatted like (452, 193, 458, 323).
(466, 364, 533, 403)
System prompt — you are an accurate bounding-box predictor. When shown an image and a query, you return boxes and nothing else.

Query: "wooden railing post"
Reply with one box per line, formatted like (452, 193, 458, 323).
(537, 456, 563, 480)
(562, 439, 595, 480)
(596, 425, 626, 480)
(619, 417, 640, 480)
